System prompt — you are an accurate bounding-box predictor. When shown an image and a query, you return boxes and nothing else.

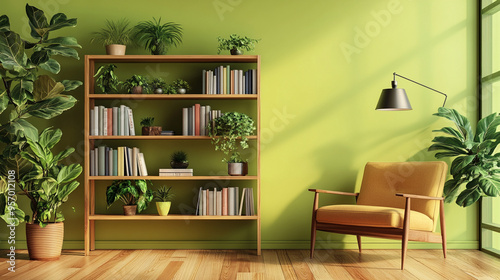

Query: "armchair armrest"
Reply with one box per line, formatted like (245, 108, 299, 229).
(309, 189, 359, 197)
(395, 193, 444, 201)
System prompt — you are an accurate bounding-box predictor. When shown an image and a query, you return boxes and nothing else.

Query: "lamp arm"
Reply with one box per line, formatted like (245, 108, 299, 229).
(393, 72, 447, 107)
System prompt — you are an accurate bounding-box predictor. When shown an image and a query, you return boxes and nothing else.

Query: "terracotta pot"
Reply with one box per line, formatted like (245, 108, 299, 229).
(123, 205, 137, 216)
(105, 44, 126, 55)
(228, 162, 248, 176)
(26, 222, 64, 261)
(142, 126, 162, 135)
(131, 86, 143, 94)
(170, 161, 189, 169)
(156, 201, 171, 216)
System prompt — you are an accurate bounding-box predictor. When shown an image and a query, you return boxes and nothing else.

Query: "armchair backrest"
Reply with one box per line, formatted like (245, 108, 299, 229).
(356, 161, 447, 230)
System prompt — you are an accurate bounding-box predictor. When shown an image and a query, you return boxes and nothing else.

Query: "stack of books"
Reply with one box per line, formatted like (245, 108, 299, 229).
(90, 145, 147, 176)
(159, 169, 193, 176)
(195, 187, 254, 216)
(202, 65, 257, 95)
(90, 105, 135, 136)
(182, 104, 221, 136)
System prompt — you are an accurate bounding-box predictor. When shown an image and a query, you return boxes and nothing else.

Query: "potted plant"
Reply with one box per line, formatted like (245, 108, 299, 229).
(91, 19, 132, 55)
(170, 151, 189, 169)
(429, 107, 500, 207)
(133, 17, 183, 55)
(140, 117, 162, 136)
(171, 79, 191, 94)
(106, 180, 153, 215)
(217, 34, 260, 55)
(124, 75, 149, 94)
(151, 78, 167, 94)
(0, 4, 82, 260)
(208, 112, 256, 175)
(94, 64, 121, 93)
(154, 186, 174, 216)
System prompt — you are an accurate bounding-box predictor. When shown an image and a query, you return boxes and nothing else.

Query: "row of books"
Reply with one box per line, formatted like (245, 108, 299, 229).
(90, 105, 135, 136)
(159, 169, 193, 176)
(182, 104, 222, 136)
(196, 187, 255, 216)
(202, 66, 257, 95)
(90, 146, 148, 176)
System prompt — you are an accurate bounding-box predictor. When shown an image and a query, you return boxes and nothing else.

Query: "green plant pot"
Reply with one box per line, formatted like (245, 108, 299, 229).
(156, 201, 171, 216)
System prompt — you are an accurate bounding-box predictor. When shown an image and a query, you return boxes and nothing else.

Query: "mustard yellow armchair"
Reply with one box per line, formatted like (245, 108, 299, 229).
(309, 161, 448, 269)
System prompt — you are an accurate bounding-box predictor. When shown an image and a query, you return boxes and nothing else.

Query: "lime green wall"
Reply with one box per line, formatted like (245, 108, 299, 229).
(1, 0, 478, 249)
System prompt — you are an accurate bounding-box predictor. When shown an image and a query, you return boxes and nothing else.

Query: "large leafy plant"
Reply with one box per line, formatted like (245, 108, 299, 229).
(208, 112, 255, 163)
(94, 64, 121, 93)
(19, 128, 82, 227)
(0, 4, 82, 226)
(106, 180, 153, 213)
(429, 107, 500, 207)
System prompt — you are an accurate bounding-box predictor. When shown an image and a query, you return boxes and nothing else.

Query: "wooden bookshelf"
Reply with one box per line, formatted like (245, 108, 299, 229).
(84, 55, 260, 256)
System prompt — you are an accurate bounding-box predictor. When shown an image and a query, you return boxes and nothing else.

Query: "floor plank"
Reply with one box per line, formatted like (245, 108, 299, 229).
(0, 249, 499, 280)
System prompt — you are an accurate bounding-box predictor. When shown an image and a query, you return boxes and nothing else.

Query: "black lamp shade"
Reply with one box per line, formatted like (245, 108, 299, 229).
(376, 88, 412, 111)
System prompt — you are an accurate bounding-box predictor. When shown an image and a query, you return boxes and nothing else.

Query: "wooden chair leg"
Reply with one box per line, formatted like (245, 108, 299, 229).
(356, 235, 362, 253)
(440, 200, 447, 258)
(401, 197, 411, 270)
(310, 192, 319, 258)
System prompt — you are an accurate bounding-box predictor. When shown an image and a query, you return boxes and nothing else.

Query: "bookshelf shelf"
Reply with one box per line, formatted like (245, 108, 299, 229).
(88, 135, 258, 140)
(89, 176, 258, 180)
(89, 94, 258, 100)
(84, 55, 260, 256)
(89, 214, 258, 221)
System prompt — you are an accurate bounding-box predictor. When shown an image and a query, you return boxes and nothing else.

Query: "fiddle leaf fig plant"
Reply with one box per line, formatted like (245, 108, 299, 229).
(208, 112, 255, 163)
(0, 4, 82, 226)
(429, 107, 500, 207)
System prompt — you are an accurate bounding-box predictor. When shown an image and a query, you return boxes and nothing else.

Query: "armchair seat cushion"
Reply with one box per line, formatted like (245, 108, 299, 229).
(316, 204, 434, 231)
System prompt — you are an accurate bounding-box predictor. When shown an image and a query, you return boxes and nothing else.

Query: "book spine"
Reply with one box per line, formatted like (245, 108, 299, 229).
(112, 149, 118, 176)
(98, 146, 105, 176)
(223, 66, 227, 95)
(196, 187, 202, 215)
(119, 105, 126, 136)
(195, 104, 200, 136)
(138, 153, 148, 176)
(98, 106, 104, 135)
(107, 148, 113, 176)
(132, 147, 139, 176)
(200, 106, 206, 136)
(252, 69, 257, 94)
(93, 107, 99, 136)
(107, 108, 112, 135)
(112, 107, 118, 135)
(234, 187, 239, 216)
(208, 190, 214, 216)
(127, 147, 133, 176)
(188, 107, 193, 136)
(228, 187, 235, 216)
(226, 65, 230, 95)
(222, 188, 228, 216)
(217, 190, 222, 216)
(182, 107, 189, 136)
(202, 69, 206, 94)
(128, 107, 135, 136)
(103, 107, 108, 136)
(90, 149, 95, 176)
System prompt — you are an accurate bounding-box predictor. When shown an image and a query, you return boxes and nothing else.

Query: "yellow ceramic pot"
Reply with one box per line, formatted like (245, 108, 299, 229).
(156, 201, 171, 216)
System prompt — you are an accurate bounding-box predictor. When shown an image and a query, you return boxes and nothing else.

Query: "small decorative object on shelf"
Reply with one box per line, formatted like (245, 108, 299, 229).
(124, 75, 149, 94)
(171, 79, 191, 94)
(154, 186, 175, 216)
(133, 17, 183, 55)
(208, 112, 256, 176)
(91, 19, 132, 55)
(94, 64, 121, 93)
(151, 78, 167, 94)
(170, 151, 189, 168)
(217, 34, 260, 55)
(106, 180, 153, 216)
(140, 117, 162, 135)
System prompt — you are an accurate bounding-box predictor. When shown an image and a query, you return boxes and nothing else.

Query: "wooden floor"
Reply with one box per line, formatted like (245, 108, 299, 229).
(1, 249, 499, 279)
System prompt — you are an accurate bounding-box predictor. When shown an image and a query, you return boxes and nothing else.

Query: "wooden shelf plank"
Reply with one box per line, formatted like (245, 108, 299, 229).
(89, 176, 258, 180)
(89, 214, 258, 220)
(89, 135, 257, 140)
(88, 94, 258, 99)
(85, 55, 259, 63)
